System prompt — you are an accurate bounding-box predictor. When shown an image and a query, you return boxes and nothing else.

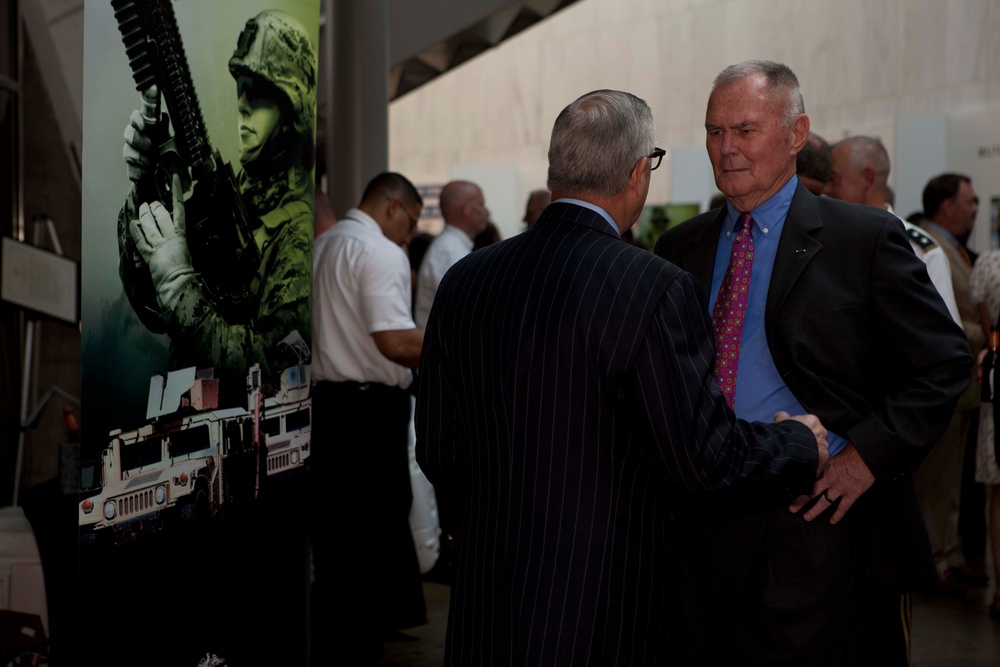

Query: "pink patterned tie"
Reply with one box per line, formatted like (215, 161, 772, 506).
(711, 212, 755, 409)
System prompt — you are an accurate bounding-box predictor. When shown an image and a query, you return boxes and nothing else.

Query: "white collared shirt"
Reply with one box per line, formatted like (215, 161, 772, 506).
(312, 208, 415, 388)
(887, 205, 962, 326)
(414, 224, 475, 330)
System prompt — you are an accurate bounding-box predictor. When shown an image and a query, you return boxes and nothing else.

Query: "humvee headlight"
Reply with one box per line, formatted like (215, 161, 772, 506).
(104, 500, 117, 520)
(155, 485, 166, 504)
(290, 450, 300, 465)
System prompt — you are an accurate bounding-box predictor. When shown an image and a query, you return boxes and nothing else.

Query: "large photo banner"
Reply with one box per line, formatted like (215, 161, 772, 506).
(79, 1, 319, 663)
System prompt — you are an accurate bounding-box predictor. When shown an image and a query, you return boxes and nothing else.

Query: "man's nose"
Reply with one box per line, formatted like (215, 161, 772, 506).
(720, 134, 738, 155)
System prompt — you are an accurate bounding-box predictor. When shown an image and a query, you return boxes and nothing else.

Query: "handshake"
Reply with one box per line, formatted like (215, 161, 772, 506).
(774, 410, 874, 525)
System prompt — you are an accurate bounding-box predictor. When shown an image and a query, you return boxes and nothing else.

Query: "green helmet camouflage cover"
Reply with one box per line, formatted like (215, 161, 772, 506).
(229, 10, 317, 139)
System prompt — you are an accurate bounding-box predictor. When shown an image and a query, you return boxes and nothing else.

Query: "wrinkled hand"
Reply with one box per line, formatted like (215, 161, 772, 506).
(130, 174, 191, 288)
(788, 443, 875, 524)
(123, 109, 156, 183)
(774, 410, 829, 476)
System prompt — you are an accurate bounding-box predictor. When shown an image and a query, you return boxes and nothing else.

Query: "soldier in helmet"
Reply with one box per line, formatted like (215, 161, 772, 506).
(118, 10, 316, 404)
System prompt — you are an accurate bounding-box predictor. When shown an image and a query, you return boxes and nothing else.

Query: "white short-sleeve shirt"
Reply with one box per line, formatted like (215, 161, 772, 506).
(414, 224, 475, 330)
(312, 208, 415, 388)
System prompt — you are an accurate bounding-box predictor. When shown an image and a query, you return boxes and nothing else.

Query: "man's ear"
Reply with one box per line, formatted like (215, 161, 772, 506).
(628, 156, 648, 196)
(863, 167, 876, 187)
(385, 196, 399, 220)
(790, 114, 810, 154)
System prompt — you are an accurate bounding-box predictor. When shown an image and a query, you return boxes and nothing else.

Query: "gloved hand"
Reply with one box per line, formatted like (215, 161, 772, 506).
(123, 101, 157, 184)
(130, 174, 194, 304)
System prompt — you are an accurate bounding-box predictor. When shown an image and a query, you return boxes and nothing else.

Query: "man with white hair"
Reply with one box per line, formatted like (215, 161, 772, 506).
(417, 88, 828, 666)
(830, 137, 974, 595)
(656, 61, 971, 665)
(828, 135, 960, 324)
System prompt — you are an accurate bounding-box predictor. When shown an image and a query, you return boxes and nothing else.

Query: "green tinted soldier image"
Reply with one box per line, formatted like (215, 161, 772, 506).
(117, 10, 316, 403)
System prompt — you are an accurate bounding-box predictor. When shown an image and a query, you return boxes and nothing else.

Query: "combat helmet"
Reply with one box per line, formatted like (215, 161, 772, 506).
(229, 10, 317, 139)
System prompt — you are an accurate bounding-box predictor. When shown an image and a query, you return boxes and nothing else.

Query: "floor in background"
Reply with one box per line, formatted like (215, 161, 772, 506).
(384, 582, 1000, 666)
(382, 582, 449, 667)
(911, 584, 1000, 666)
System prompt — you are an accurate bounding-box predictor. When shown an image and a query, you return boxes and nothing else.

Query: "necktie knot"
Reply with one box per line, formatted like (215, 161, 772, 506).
(737, 212, 753, 234)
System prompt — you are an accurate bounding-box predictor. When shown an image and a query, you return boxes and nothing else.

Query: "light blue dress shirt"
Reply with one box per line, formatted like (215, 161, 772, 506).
(552, 198, 621, 237)
(707, 176, 847, 456)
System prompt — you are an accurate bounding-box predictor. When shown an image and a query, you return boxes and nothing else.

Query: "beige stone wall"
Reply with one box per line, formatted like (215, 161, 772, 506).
(389, 0, 1000, 234)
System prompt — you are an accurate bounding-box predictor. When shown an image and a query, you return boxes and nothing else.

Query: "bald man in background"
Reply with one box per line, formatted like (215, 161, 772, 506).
(414, 180, 490, 329)
(828, 140, 973, 590)
(828, 135, 961, 325)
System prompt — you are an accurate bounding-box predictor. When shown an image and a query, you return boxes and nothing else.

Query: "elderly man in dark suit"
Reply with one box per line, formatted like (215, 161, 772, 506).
(655, 60, 972, 665)
(416, 89, 830, 666)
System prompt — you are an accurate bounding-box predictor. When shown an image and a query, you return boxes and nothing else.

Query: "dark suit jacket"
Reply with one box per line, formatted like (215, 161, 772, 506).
(416, 202, 820, 666)
(655, 183, 973, 589)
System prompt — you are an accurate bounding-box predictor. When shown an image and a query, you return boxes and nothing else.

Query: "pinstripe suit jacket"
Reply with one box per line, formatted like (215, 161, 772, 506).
(416, 202, 820, 666)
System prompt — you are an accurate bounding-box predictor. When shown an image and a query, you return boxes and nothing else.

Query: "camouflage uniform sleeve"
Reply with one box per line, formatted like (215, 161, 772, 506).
(256, 204, 313, 364)
(156, 203, 311, 380)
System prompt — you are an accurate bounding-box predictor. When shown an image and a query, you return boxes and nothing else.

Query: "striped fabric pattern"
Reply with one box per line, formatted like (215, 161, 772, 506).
(416, 202, 818, 666)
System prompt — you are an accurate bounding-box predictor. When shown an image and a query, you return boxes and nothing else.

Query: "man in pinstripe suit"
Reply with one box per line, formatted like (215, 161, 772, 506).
(416, 89, 830, 666)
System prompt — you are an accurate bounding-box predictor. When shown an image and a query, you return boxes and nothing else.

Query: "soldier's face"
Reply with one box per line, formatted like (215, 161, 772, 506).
(237, 78, 282, 164)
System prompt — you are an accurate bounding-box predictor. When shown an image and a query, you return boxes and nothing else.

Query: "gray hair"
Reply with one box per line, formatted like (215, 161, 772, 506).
(713, 60, 805, 126)
(834, 135, 891, 186)
(547, 90, 656, 199)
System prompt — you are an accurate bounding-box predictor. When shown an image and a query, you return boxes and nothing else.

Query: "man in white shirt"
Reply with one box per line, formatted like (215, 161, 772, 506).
(828, 135, 962, 325)
(414, 180, 490, 329)
(311, 172, 425, 665)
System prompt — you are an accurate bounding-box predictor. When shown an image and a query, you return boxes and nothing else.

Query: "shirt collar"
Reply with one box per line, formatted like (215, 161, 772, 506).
(552, 198, 621, 237)
(723, 175, 798, 239)
(922, 220, 959, 248)
(341, 207, 382, 234)
(441, 223, 475, 250)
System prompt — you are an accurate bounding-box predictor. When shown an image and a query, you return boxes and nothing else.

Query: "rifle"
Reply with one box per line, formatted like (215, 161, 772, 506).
(111, 0, 260, 322)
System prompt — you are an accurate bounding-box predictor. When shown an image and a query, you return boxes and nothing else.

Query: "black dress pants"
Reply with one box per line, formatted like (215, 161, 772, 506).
(310, 380, 426, 665)
(678, 495, 909, 666)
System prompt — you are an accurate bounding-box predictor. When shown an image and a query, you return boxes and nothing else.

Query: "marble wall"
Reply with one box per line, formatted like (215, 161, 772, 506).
(388, 0, 1000, 237)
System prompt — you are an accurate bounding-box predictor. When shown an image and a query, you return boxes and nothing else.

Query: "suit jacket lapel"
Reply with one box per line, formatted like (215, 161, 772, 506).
(766, 183, 823, 324)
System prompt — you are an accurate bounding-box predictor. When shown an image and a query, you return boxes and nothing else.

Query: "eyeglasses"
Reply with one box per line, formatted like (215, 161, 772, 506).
(647, 147, 666, 171)
(387, 197, 421, 231)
